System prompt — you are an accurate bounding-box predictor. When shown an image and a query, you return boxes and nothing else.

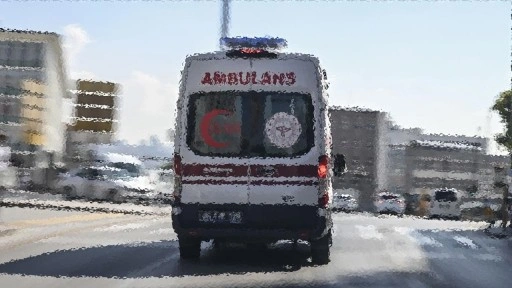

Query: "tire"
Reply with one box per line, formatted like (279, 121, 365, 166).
(311, 230, 331, 265)
(106, 189, 120, 203)
(63, 186, 76, 199)
(247, 242, 267, 251)
(179, 237, 201, 260)
(212, 239, 223, 251)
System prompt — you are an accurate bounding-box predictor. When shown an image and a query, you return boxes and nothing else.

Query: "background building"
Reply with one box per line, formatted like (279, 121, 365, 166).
(0, 28, 69, 188)
(329, 107, 391, 211)
(66, 79, 120, 168)
(330, 106, 509, 214)
(403, 140, 483, 197)
(387, 127, 489, 195)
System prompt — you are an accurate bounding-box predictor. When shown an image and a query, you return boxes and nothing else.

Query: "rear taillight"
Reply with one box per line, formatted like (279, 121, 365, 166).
(298, 230, 310, 240)
(173, 154, 182, 176)
(318, 155, 329, 179)
(318, 193, 329, 208)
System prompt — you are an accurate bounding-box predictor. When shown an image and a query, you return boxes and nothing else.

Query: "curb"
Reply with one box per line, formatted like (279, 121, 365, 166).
(0, 198, 171, 216)
(483, 228, 512, 239)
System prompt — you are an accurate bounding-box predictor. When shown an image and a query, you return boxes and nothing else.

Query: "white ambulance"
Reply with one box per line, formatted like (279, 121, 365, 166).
(172, 37, 340, 264)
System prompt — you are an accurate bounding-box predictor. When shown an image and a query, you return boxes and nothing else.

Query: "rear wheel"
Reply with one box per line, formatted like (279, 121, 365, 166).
(247, 242, 267, 251)
(311, 230, 331, 265)
(63, 186, 76, 199)
(106, 189, 121, 203)
(179, 237, 201, 260)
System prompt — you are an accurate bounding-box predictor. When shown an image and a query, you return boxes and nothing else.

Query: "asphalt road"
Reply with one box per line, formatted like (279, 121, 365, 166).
(0, 206, 510, 288)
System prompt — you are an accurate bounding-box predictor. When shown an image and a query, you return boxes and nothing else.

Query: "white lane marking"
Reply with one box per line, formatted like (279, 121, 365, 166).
(426, 252, 466, 260)
(355, 225, 384, 240)
(149, 228, 174, 235)
(394, 227, 443, 247)
(453, 235, 478, 249)
(472, 253, 503, 262)
(94, 222, 149, 232)
(182, 176, 317, 181)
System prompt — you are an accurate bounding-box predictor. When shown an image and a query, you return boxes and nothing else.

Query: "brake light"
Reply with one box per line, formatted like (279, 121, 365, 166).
(240, 48, 265, 54)
(298, 230, 309, 240)
(318, 155, 329, 178)
(173, 154, 182, 176)
(318, 193, 329, 208)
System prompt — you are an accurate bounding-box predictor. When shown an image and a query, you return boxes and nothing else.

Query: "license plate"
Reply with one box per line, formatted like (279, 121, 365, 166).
(440, 204, 450, 209)
(199, 210, 243, 224)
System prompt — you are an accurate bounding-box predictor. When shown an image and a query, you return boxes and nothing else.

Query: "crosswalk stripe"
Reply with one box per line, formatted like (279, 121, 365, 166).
(471, 253, 502, 262)
(452, 235, 479, 249)
(94, 222, 150, 232)
(394, 227, 443, 247)
(355, 225, 384, 240)
(149, 228, 174, 235)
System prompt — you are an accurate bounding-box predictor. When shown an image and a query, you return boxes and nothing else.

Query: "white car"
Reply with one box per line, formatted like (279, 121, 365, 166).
(55, 166, 154, 203)
(150, 168, 174, 204)
(374, 192, 406, 215)
(333, 194, 358, 212)
(0, 146, 17, 190)
(429, 188, 461, 220)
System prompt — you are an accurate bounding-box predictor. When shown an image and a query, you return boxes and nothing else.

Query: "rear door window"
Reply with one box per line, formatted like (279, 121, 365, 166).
(186, 91, 314, 158)
(381, 194, 399, 200)
(435, 191, 458, 202)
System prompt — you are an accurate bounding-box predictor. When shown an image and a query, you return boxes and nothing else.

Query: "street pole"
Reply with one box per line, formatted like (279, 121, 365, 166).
(219, 0, 231, 50)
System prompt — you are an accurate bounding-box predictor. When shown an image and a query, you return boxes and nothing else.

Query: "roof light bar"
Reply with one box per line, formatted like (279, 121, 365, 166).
(220, 36, 288, 51)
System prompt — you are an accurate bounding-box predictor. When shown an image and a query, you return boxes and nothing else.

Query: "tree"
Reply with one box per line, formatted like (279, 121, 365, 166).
(491, 89, 512, 166)
(149, 135, 161, 146)
(491, 90, 512, 226)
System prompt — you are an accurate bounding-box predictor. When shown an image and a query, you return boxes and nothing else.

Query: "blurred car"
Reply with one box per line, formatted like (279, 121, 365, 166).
(332, 193, 358, 212)
(374, 192, 406, 215)
(150, 168, 174, 204)
(404, 192, 431, 216)
(428, 188, 461, 220)
(0, 146, 17, 190)
(55, 166, 154, 203)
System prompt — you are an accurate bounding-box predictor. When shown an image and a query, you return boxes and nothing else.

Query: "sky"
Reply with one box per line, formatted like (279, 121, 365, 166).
(0, 1, 510, 153)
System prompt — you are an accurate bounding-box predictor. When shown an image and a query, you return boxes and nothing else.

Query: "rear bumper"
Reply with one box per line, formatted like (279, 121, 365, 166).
(428, 209, 461, 218)
(172, 203, 332, 242)
(376, 205, 405, 214)
(333, 203, 358, 211)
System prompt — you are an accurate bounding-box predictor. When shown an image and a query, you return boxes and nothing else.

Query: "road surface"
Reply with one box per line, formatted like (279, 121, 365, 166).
(0, 206, 510, 288)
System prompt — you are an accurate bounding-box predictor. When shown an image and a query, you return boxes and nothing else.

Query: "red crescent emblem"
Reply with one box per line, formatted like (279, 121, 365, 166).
(200, 109, 232, 148)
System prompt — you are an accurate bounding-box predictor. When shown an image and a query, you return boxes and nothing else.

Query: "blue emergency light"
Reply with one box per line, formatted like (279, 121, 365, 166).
(220, 36, 288, 51)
